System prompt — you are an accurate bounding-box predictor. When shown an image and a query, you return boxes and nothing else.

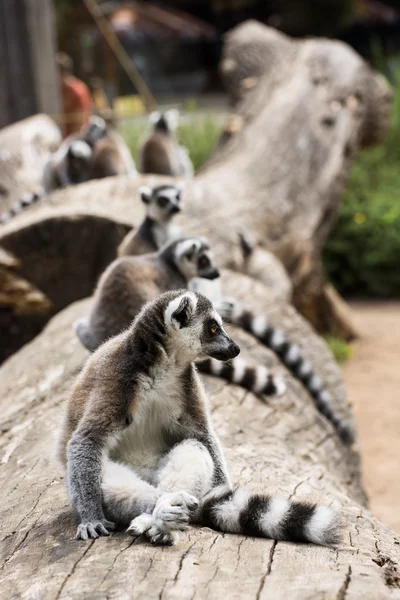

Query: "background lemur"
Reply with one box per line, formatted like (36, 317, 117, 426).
(139, 110, 194, 177)
(117, 184, 354, 444)
(75, 237, 285, 397)
(0, 117, 136, 225)
(59, 290, 340, 547)
(118, 183, 184, 257)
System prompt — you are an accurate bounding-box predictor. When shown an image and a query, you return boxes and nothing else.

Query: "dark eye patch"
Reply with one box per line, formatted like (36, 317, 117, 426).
(157, 196, 169, 208)
(198, 255, 210, 268)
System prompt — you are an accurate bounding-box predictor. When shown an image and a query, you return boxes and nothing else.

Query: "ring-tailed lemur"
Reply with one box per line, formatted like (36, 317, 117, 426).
(59, 290, 340, 546)
(75, 237, 285, 397)
(118, 183, 185, 257)
(139, 110, 194, 177)
(116, 188, 354, 444)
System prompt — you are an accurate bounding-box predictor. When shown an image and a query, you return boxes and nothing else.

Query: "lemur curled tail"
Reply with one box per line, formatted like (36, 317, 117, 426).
(75, 238, 285, 398)
(220, 304, 354, 445)
(61, 290, 340, 546)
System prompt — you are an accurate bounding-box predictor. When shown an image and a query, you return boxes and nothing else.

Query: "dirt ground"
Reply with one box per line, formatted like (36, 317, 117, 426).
(342, 300, 400, 532)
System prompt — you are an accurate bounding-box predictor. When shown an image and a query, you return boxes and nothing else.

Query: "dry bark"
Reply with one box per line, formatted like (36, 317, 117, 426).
(1, 272, 400, 599)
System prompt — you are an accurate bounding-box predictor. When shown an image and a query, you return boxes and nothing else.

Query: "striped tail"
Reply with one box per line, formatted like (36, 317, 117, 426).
(227, 309, 354, 444)
(0, 190, 43, 224)
(197, 357, 286, 396)
(200, 486, 340, 547)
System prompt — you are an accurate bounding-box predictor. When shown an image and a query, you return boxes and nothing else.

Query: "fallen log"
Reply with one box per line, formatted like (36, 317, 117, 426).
(0, 271, 399, 598)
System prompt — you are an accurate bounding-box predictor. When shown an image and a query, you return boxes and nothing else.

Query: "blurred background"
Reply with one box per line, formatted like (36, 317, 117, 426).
(1, 0, 400, 533)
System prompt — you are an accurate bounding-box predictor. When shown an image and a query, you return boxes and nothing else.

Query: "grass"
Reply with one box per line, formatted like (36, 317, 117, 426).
(324, 335, 353, 364)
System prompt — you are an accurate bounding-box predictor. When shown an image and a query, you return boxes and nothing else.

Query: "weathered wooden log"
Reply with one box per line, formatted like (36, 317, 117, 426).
(0, 270, 399, 598)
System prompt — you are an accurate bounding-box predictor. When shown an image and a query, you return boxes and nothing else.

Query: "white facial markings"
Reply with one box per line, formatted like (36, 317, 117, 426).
(304, 506, 339, 545)
(69, 140, 92, 160)
(175, 238, 201, 261)
(164, 292, 197, 329)
(260, 497, 290, 538)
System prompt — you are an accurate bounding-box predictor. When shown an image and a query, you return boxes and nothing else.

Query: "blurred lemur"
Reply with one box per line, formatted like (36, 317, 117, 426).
(139, 110, 194, 177)
(114, 184, 354, 444)
(1, 116, 137, 224)
(60, 290, 340, 546)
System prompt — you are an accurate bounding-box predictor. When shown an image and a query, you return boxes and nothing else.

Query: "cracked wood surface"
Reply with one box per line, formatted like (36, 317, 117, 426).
(1, 278, 400, 599)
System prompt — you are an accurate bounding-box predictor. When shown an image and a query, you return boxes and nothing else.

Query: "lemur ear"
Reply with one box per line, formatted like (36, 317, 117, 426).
(139, 186, 152, 204)
(185, 242, 197, 261)
(165, 294, 196, 329)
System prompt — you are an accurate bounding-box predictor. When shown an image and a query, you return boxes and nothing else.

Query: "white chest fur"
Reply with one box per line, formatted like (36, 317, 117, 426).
(109, 360, 184, 481)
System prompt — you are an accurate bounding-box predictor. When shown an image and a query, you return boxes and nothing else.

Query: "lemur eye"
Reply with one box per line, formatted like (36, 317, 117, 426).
(157, 196, 169, 208)
(199, 256, 209, 266)
(210, 324, 217, 334)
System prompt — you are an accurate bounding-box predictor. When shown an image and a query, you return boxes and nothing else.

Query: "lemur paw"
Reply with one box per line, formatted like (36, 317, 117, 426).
(76, 519, 115, 540)
(147, 528, 180, 546)
(127, 513, 154, 536)
(152, 491, 199, 533)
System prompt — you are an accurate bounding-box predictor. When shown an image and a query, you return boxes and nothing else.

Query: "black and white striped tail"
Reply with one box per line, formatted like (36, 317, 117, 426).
(0, 190, 43, 224)
(227, 310, 354, 444)
(200, 486, 340, 547)
(197, 358, 286, 396)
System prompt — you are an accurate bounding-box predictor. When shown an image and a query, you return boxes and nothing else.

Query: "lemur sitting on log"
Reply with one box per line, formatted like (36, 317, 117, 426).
(139, 110, 194, 177)
(60, 289, 340, 546)
(75, 237, 285, 397)
(115, 184, 354, 444)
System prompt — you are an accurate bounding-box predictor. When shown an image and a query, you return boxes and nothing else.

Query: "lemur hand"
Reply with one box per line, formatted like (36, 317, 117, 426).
(76, 518, 116, 540)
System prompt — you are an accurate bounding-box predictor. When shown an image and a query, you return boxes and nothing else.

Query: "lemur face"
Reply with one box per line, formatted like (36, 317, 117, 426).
(164, 292, 240, 362)
(140, 184, 183, 223)
(174, 237, 219, 281)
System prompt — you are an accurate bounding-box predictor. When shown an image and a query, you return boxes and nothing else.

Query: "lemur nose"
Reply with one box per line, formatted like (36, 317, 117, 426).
(169, 204, 181, 214)
(228, 341, 240, 358)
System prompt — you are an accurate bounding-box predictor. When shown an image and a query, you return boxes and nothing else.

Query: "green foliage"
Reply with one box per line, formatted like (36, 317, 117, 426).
(119, 115, 222, 173)
(323, 77, 400, 297)
(324, 336, 352, 365)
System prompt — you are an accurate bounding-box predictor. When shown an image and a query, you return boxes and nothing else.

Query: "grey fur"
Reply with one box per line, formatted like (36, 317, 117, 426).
(60, 291, 340, 546)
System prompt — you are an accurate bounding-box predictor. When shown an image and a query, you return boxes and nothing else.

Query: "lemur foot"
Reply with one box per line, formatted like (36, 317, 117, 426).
(127, 513, 180, 545)
(127, 513, 154, 536)
(76, 518, 116, 540)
